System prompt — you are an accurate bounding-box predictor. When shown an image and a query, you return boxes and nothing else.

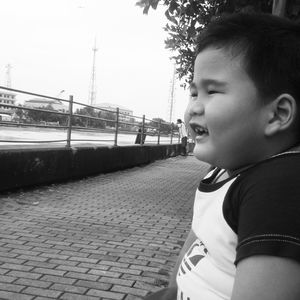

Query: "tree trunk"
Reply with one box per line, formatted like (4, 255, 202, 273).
(272, 0, 287, 16)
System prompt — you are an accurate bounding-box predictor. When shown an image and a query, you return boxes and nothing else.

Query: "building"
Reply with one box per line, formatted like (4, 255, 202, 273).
(0, 90, 17, 115)
(24, 98, 68, 112)
(95, 103, 133, 122)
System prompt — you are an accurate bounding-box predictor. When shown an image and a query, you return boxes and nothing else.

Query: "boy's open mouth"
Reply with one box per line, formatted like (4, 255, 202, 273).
(189, 123, 209, 136)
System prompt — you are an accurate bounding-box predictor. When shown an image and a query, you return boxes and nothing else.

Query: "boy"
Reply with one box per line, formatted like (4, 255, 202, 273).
(177, 119, 188, 155)
(145, 13, 300, 300)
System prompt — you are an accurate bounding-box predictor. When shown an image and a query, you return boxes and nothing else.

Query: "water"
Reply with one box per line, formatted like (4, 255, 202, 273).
(0, 126, 177, 148)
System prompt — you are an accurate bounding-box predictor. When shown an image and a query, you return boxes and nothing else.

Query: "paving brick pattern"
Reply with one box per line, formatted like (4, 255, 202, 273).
(0, 156, 209, 299)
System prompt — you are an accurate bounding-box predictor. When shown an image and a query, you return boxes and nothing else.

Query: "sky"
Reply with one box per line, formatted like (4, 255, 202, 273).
(0, 0, 189, 122)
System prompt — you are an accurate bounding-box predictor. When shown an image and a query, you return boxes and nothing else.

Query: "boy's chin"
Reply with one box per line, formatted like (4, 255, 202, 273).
(193, 145, 213, 165)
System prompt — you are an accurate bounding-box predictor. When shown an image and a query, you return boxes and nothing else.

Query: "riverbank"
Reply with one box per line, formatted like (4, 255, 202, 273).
(0, 143, 185, 192)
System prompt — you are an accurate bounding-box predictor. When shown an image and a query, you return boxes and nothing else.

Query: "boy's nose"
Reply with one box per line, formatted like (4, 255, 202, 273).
(186, 98, 205, 116)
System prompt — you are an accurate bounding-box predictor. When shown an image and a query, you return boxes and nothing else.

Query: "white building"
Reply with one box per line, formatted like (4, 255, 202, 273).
(95, 103, 133, 122)
(24, 98, 68, 112)
(0, 90, 17, 115)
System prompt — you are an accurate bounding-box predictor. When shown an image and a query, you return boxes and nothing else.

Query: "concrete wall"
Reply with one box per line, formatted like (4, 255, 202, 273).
(0, 144, 185, 192)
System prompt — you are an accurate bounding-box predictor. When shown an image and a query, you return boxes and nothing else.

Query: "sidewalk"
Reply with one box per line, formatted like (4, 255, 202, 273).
(0, 155, 209, 300)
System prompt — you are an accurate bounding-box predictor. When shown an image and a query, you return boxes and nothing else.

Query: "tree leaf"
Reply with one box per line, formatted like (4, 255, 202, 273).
(165, 9, 178, 24)
(150, 0, 160, 9)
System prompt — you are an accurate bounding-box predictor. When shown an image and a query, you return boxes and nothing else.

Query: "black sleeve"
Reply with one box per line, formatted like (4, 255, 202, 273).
(224, 154, 300, 265)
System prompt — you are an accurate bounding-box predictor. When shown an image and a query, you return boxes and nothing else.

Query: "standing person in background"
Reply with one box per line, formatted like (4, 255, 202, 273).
(177, 119, 188, 156)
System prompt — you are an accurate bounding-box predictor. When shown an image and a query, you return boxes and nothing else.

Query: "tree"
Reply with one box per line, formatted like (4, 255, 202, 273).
(136, 0, 300, 86)
(14, 105, 26, 122)
(74, 107, 106, 129)
(150, 117, 173, 134)
(26, 104, 67, 125)
(99, 110, 117, 128)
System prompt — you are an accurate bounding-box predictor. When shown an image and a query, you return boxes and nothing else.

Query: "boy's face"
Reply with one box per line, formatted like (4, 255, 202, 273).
(185, 47, 269, 170)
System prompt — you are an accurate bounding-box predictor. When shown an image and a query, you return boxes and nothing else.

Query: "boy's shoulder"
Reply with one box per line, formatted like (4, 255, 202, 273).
(223, 151, 300, 235)
(199, 150, 300, 193)
(241, 150, 300, 180)
(225, 151, 300, 194)
(226, 150, 300, 199)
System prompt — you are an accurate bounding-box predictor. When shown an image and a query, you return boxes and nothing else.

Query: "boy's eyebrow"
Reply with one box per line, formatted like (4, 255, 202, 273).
(189, 79, 228, 90)
(189, 82, 197, 91)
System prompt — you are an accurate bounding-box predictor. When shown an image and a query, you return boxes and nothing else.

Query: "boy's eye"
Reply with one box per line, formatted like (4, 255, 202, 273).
(207, 90, 218, 95)
(190, 93, 198, 100)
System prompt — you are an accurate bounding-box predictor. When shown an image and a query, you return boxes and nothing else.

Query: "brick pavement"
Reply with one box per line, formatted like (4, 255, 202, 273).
(0, 155, 209, 300)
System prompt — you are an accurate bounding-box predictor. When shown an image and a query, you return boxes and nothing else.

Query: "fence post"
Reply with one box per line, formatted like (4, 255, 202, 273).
(66, 95, 73, 148)
(114, 107, 119, 146)
(157, 119, 161, 145)
(141, 115, 145, 145)
(170, 123, 174, 144)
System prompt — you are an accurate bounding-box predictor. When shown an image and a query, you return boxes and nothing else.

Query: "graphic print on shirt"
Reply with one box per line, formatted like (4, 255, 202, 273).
(178, 239, 208, 277)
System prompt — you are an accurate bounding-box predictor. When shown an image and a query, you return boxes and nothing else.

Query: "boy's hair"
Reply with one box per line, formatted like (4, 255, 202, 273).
(196, 13, 300, 104)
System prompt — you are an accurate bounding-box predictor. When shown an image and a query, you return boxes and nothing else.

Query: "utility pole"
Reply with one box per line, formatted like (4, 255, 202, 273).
(167, 64, 176, 123)
(5, 64, 12, 88)
(88, 39, 98, 106)
(272, 0, 287, 16)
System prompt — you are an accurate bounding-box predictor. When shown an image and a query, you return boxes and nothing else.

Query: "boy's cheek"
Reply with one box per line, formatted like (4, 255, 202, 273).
(184, 107, 190, 125)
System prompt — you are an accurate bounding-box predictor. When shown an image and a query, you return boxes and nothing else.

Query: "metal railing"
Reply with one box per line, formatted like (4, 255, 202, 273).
(0, 86, 180, 147)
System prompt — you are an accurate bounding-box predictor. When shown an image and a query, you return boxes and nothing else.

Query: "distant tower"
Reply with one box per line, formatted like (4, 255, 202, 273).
(5, 64, 12, 88)
(88, 39, 98, 106)
(167, 64, 176, 123)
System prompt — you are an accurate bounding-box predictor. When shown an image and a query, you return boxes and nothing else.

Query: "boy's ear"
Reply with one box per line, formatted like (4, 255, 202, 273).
(264, 93, 297, 136)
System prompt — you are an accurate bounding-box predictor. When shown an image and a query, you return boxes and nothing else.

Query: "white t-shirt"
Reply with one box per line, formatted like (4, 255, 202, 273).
(178, 123, 187, 138)
(177, 173, 237, 300)
(176, 152, 300, 300)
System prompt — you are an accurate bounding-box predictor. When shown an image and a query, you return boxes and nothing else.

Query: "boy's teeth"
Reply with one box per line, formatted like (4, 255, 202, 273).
(189, 123, 208, 135)
(195, 127, 207, 135)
